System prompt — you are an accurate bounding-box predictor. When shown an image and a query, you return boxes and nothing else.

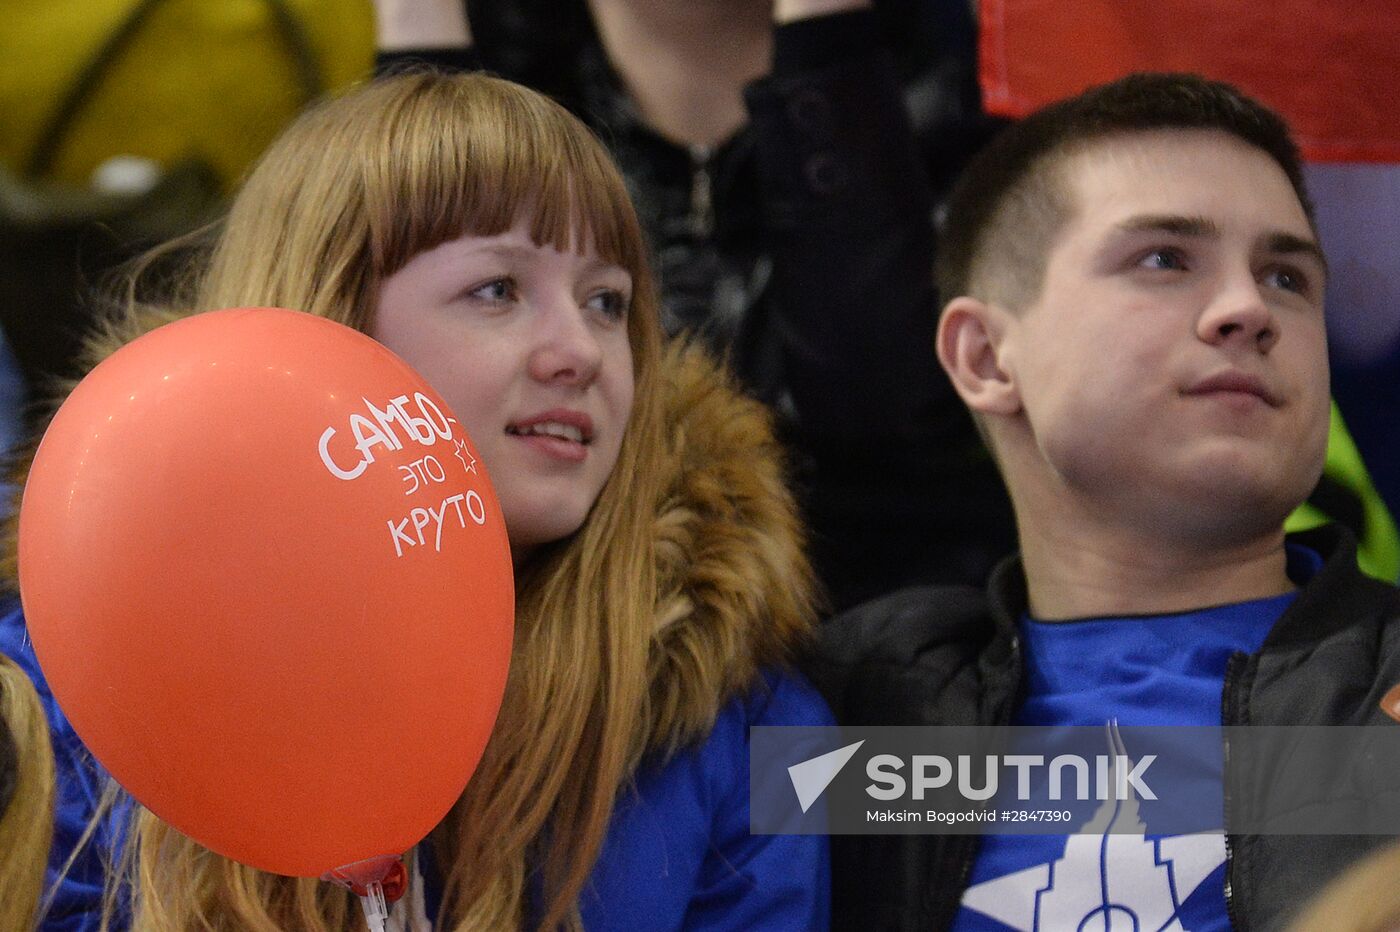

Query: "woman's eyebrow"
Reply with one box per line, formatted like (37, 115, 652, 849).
(579, 256, 631, 278)
(467, 243, 539, 262)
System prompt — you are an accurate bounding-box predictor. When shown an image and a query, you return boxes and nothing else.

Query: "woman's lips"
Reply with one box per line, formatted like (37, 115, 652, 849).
(505, 409, 595, 463)
(508, 430, 588, 463)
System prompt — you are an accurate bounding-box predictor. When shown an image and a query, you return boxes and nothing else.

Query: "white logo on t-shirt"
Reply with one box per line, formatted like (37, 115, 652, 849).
(961, 723, 1226, 931)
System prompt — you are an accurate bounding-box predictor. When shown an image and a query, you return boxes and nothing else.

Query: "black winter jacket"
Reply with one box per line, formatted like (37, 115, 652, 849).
(810, 525, 1400, 930)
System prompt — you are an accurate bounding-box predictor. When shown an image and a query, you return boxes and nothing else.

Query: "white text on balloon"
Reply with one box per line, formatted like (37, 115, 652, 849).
(400, 455, 448, 496)
(319, 392, 454, 481)
(387, 490, 488, 557)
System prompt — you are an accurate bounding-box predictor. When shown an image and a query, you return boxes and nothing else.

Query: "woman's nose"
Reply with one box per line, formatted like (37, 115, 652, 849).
(527, 299, 604, 387)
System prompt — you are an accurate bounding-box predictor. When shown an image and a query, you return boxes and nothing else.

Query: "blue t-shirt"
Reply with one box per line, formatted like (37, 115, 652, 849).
(0, 595, 831, 931)
(952, 546, 1322, 932)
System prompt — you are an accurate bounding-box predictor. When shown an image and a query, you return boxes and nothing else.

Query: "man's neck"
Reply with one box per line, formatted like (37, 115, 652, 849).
(587, 0, 772, 148)
(1016, 509, 1294, 621)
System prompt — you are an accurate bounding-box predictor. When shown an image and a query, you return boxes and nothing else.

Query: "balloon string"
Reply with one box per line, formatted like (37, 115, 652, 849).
(358, 881, 390, 932)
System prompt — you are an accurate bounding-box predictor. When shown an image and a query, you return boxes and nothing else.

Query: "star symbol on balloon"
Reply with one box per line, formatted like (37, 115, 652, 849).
(453, 439, 478, 475)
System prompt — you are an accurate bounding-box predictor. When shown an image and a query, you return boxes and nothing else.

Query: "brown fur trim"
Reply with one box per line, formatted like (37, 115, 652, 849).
(645, 340, 817, 755)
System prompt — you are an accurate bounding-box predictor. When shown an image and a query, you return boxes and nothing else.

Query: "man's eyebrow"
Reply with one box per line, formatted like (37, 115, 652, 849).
(1115, 214, 1221, 238)
(1115, 215, 1329, 276)
(1265, 232, 1329, 277)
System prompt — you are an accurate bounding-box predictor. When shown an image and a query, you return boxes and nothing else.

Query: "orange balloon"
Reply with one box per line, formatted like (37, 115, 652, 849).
(18, 307, 514, 877)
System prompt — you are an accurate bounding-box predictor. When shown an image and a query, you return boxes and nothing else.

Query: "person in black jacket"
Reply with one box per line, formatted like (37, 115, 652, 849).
(813, 73, 1400, 931)
(372, 0, 1016, 612)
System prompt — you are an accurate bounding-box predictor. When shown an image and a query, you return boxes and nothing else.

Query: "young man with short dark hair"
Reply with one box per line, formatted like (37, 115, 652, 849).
(815, 73, 1400, 931)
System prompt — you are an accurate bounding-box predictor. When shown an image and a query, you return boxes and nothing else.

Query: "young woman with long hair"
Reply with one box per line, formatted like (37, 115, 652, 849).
(0, 71, 829, 930)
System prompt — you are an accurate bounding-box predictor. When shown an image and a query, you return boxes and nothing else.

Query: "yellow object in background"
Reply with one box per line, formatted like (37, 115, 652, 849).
(0, 0, 375, 192)
(1287, 403, 1400, 583)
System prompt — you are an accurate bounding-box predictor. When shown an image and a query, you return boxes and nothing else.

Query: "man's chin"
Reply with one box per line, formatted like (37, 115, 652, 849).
(1159, 470, 1302, 543)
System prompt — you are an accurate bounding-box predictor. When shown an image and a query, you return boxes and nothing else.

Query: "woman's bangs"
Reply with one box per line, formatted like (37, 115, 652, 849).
(374, 75, 646, 293)
(516, 119, 645, 276)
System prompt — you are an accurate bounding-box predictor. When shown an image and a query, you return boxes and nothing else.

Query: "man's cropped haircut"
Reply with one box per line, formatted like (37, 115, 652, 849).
(935, 72, 1314, 310)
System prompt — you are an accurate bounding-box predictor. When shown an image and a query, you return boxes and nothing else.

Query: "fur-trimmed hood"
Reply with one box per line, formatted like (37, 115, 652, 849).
(645, 338, 817, 752)
(2, 310, 817, 752)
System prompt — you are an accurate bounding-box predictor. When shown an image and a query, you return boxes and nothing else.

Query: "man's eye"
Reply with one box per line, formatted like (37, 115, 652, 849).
(1138, 248, 1188, 271)
(1263, 266, 1309, 296)
(469, 278, 516, 302)
(586, 289, 629, 319)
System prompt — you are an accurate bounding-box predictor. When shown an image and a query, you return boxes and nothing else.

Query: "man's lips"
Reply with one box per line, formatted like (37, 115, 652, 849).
(1183, 371, 1282, 407)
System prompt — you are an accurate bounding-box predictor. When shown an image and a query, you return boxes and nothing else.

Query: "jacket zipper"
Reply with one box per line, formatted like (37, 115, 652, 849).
(687, 144, 714, 239)
(936, 635, 1023, 929)
(1221, 651, 1247, 931)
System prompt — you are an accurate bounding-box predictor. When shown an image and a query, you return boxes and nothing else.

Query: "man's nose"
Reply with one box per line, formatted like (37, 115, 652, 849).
(1197, 274, 1279, 354)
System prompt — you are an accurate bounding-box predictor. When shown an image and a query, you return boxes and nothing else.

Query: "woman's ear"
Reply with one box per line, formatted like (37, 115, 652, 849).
(936, 297, 1021, 416)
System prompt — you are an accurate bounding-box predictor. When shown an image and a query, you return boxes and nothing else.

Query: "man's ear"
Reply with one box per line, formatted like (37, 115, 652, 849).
(936, 296, 1021, 415)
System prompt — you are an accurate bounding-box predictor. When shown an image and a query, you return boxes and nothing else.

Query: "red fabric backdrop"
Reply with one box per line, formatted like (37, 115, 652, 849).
(978, 0, 1400, 162)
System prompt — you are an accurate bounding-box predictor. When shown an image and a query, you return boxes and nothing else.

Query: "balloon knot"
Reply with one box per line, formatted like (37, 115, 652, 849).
(322, 854, 408, 903)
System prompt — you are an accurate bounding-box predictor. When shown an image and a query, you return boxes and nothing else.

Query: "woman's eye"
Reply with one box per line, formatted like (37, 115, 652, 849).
(1137, 247, 1188, 272)
(468, 278, 516, 303)
(586, 289, 629, 320)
